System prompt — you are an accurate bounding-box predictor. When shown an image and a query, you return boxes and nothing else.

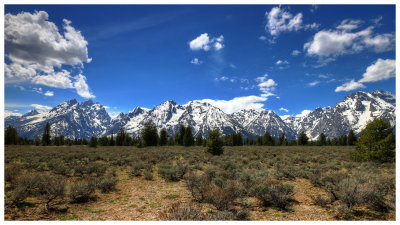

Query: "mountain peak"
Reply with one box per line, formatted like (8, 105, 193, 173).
(23, 110, 39, 117)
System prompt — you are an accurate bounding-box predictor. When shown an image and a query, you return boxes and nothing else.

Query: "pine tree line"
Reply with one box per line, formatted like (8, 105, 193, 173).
(2, 122, 366, 147)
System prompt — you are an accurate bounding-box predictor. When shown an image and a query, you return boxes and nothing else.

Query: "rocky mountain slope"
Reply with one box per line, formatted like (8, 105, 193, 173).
(5, 91, 396, 140)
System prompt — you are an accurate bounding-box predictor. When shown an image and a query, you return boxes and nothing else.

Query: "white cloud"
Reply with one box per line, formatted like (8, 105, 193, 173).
(276, 60, 289, 65)
(335, 58, 395, 92)
(296, 109, 312, 118)
(195, 95, 268, 114)
(31, 70, 74, 89)
(265, 7, 303, 37)
(308, 81, 320, 87)
(30, 104, 52, 112)
(318, 74, 330, 79)
(73, 74, 95, 98)
(4, 11, 94, 98)
(291, 50, 301, 56)
(279, 107, 289, 113)
(304, 19, 394, 62)
(304, 22, 320, 30)
(44, 91, 54, 96)
(359, 58, 395, 83)
(189, 33, 224, 51)
(190, 58, 202, 65)
(220, 76, 228, 81)
(336, 19, 363, 31)
(5, 110, 22, 117)
(335, 79, 366, 92)
(229, 63, 237, 69)
(256, 74, 278, 97)
(265, 7, 318, 39)
(259, 36, 267, 40)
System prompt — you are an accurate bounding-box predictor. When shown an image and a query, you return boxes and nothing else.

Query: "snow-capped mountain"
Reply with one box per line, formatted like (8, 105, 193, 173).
(282, 91, 396, 140)
(5, 99, 111, 139)
(103, 100, 248, 138)
(232, 109, 297, 139)
(4, 91, 396, 140)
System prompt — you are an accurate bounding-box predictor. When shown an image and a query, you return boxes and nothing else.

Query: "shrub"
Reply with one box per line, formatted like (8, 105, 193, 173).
(87, 162, 108, 177)
(144, 171, 153, 181)
(97, 175, 118, 193)
(162, 202, 205, 220)
(207, 211, 235, 220)
(69, 181, 96, 203)
(6, 174, 39, 206)
(158, 163, 187, 182)
(310, 194, 331, 208)
(251, 181, 294, 210)
(5, 164, 21, 184)
(186, 172, 210, 202)
(35, 174, 66, 211)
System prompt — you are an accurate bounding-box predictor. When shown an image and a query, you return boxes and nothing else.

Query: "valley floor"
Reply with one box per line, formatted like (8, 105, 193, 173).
(4, 145, 396, 221)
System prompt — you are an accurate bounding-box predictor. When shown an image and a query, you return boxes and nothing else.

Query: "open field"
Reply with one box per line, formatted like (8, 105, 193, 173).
(4, 145, 395, 220)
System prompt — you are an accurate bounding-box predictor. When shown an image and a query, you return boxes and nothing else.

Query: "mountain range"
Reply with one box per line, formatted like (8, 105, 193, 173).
(5, 91, 396, 141)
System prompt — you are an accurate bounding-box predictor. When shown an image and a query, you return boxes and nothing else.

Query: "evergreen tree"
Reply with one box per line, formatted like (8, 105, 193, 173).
(159, 128, 168, 146)
(82, 138, 88, 145)
(195, 133, 203, 146)
(277, 133, 286, 146)
(235, 132, 243, 146)
(318, 133, 326, 146)
(5, 125, 18, 145)
(256, 136, 263, 146)
(338, 135, 348, 146)
(116, 128, 126, 146)
(99, 136, 109, 146)
(141, 119, 159, 146)
(42, 122, 51, 146)
(350, 118, 395, 162)
(109, 131, 115, 146)
(347, 129, 357, 145)
(297, 131, 309, 146)
(326, 138, 332, 146)
(206, 129, 224, 155)
(34, 137, 41, 146)
(178, 125, 186, 145)
(183, 125, 195, 146)
(89, 136, 98, 148)
(263, 131, 275, 146)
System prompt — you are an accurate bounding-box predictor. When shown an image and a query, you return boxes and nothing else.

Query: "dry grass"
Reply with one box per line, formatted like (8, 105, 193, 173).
(4, 145, 395, 221)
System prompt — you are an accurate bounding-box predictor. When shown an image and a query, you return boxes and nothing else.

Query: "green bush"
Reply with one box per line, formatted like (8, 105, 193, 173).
(207, 210, 235, 220)
(144, 171, 154, 181)
(97, 175, 118, 193)
(251, 181, 294, 210)
(69, 181, 96, 203)
(162, 202, 205, 220)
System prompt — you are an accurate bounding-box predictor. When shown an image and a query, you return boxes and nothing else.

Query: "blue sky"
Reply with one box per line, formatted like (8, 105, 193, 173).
(4, 5, 396, 117)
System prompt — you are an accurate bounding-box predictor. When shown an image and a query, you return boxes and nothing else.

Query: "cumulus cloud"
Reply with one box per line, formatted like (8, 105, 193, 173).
(265, 7, 318, 39)
(195, 95, 268, 114)
(256, 74, 278, 97)
(189, 33, 224, 51)
(31, 104, 52, 112)
(190, 58, 203, 65)
(359, 59, 395, 83)
(335, 79, 366, 92)
(335, 58, 395, 92)
(44, 91, 54, 96)
(4, 11, 94, 98)
(279, 107, 289, 113)
(304, 19, 394, 62)
(265, 7, 303, 36)
(296, 109, 312, 117)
